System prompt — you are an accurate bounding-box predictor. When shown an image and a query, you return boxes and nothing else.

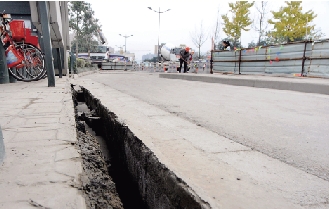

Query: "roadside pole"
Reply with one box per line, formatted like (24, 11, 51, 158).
(57, 48, 63, 78)
(0, 45, 10, 84)
(38, 1, 55, 87)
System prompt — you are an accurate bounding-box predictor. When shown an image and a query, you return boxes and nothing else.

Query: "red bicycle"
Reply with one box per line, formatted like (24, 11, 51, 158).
(0, 11, 46, 82)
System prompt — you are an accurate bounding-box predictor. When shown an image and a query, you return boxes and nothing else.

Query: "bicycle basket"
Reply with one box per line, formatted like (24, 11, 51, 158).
(5, 45, 24, 68)
(9, 20, 25, 42)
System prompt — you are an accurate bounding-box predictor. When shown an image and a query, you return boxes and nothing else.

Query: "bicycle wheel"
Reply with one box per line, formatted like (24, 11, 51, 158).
(8, 67, 25, 80)
(10, 43, 46, 82)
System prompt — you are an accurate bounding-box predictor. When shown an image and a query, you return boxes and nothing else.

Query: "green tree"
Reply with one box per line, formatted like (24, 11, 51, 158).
(70, 39, 98, 53)
(247, 39, 269, 48)
(260, 31, 286, 45)
(69, 1, 101, 58)
(144, 57, 158, 63)
(81, 3, 101, 57)
(221, 1, 254, 46)
(69, 1, 86, 57)
(248, 41, 257, 48)
(218, 38, 242, 50)
(268, 1, 317, 42)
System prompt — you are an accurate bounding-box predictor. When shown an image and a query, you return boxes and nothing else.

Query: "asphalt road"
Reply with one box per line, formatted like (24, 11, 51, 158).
(83, 71, 329, 182)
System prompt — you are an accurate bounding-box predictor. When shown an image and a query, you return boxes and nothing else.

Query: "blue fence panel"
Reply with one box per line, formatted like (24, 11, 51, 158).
(211, 41, 325, 77)
(212, 51, 238, 73)
(212, 62, 237, 73)
(309, 41, 329, 77)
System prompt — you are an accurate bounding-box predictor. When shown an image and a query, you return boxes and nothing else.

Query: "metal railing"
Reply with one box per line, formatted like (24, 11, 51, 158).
(102, 62, 133, 70)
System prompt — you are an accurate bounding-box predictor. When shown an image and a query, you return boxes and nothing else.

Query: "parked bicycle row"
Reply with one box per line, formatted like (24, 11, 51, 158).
(1, 11, 46, 82)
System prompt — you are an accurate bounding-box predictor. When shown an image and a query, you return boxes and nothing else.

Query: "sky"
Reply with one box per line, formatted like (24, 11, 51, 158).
(85, 0, 329, 62)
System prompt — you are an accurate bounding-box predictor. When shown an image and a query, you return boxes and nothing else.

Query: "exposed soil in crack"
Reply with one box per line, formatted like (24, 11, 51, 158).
(76, 124, 123, 209)
(72, 86, 123, 209)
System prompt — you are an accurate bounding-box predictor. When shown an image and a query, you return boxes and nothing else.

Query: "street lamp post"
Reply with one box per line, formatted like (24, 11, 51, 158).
(115, 45, 125, 54)
(147, 7, 170, 62)
(119, 34, 133, 53)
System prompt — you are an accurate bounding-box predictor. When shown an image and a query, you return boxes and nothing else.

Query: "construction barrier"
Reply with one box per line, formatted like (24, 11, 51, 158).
(102, 62, 133, 70)
(212, 39, 329, 77)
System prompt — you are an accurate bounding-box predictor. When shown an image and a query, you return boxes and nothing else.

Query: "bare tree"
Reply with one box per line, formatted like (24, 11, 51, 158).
(309, 27, 326, 41)
(190, 21, 208, 59)
(213, 7, 221, 50)
(252, 1, 269, 45)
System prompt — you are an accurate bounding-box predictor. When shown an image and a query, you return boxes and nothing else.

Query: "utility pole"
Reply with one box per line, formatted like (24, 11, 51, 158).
(119, 34, 133, 53)
(147, 7, 171, 62)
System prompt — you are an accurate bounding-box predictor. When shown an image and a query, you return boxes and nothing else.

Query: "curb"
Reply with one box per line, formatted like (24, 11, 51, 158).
(0, 125, 5, 164)
(70, 69, 99, 79)
(159, 73, 329, 95)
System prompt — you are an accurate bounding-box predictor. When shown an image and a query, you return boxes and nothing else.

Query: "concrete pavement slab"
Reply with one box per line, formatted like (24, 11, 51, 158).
(0, 78, 86, 209)
(74, 78, 329, 208)
(213, 150, 329, 206)
(87, 72, 329, 182)
(159, 73, 329, 95)
(0, 126, 4, 164)
(0, 184, 85, 209)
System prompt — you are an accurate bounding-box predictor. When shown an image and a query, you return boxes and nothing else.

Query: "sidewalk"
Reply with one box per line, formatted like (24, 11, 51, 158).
(159, 73, 329, 95)
(0, 77, 85, 209)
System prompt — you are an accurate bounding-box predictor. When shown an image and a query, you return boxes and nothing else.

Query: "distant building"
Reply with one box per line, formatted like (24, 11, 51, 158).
(124, 53, 135, 61)
(154, 45, 158, 55)
(154, 43, 166, 55)
(142, 53, 156, 61)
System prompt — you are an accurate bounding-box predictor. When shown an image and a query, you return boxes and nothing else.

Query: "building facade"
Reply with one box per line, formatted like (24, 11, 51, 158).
(0, 1, 70, 75)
